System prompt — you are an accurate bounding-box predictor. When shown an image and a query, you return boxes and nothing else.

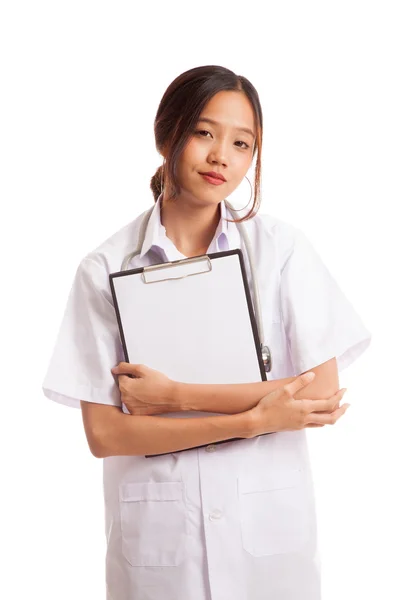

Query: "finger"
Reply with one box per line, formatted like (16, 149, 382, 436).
(111, 362, 146, 377)
(117, 374, 136, 387)
(304, 389, 347, 413)
(306, 423, 325, 428)
(282, 372, 316, 399)
(308, 403, 350, 425)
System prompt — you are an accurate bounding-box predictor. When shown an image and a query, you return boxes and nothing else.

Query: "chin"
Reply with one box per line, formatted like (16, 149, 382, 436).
(196, 193, 224, 207)
(182, 185, 225, 206)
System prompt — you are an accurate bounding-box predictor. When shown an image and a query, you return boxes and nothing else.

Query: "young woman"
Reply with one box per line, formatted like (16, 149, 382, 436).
(42, 65, 371, 600)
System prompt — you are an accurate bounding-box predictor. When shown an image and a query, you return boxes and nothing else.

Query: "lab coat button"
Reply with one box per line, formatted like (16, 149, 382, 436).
(205, 444, 217, 452)
(209, 509, 223, 521)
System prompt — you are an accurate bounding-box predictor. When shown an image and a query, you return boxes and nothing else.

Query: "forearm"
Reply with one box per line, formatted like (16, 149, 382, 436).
(173, 368, 338, 415)
(97, 409, 254, 457)
(173, 378, 294, 414)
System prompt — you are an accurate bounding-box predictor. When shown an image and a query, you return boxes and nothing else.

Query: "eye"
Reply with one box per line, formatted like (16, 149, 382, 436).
(195, 129, 212, 137)
(235, 140, 250, 149)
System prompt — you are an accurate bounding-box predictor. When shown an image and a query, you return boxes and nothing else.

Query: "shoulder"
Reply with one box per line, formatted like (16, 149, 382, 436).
(74, 208, 150, 290)
(252, 211, 297, 237)
(81, 208, 150, 271)
(248, 210, 305, 266)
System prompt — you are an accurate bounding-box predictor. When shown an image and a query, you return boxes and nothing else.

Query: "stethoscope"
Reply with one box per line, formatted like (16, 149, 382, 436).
(120, 198, 272, 373)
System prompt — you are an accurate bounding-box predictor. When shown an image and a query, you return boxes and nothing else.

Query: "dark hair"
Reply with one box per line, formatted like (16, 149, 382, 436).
(150, 65, 263, 222)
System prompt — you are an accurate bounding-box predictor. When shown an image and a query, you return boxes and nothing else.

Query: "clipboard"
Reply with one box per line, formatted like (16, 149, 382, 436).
(109, 249, 270, 456)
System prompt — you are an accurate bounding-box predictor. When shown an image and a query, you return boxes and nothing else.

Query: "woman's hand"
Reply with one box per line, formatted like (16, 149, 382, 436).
(111, 363, 179, 415)
(248, 371, 349, 436)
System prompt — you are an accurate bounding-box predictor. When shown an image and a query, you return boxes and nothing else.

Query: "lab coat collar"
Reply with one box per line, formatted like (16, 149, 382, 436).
(139, 193, 241, 259)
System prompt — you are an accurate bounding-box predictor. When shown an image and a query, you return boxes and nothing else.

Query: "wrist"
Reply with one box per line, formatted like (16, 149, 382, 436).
(240, 409, 258, 439)
(169, 380, 189, 412)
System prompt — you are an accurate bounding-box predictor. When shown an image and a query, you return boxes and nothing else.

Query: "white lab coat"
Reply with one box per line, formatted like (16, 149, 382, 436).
(42, 196, 371, 600)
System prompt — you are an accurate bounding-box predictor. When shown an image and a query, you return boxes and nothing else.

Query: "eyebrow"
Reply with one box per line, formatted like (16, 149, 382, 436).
(197, 117, 255, 139)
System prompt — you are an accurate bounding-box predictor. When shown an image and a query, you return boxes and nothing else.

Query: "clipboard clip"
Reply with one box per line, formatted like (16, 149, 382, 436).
(141, 255, 212, 284)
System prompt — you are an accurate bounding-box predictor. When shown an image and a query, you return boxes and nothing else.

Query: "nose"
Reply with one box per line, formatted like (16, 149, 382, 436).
(207, 140, 228, 167)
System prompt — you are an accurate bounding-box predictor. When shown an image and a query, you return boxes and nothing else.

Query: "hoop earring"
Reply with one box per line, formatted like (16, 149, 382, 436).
(160, 158, 166, 197)
(235, 175, 253, 211)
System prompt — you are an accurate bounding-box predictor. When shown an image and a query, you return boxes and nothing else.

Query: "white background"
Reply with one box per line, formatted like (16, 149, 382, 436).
(1, 1, 398, 598)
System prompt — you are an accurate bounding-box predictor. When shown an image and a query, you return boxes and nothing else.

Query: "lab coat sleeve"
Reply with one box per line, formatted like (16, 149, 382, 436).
(279, 226, 371, 375)
(42, 256, 123, 409)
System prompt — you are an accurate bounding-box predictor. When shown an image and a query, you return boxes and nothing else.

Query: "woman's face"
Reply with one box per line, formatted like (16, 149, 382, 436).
(174, 90, 256, 206)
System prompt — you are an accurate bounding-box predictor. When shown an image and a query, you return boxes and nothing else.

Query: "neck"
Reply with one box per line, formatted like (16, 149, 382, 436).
(160, 193, 221, 258)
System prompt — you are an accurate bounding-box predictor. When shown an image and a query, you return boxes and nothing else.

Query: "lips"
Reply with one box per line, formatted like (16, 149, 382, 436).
(200, 174, 225, 186)
(199, 171, 227, 187)
(200, 171, 226, 182)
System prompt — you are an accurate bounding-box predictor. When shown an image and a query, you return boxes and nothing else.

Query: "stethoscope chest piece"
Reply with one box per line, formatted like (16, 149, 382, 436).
(261, 345, 272, 373)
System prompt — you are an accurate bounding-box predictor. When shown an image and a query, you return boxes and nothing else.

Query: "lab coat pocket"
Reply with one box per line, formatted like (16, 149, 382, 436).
(238, 469, 310, 557)
(119, 481, 187, 567)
